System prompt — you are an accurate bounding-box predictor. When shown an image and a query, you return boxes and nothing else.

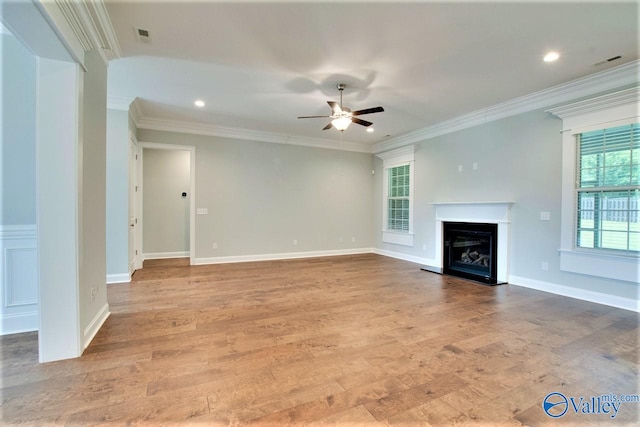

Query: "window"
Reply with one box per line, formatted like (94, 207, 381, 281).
(548, 87, 639, 283)
(577, 124, 639, 252)
(388, 164, 411, 232)
(377, 145, 415, 246)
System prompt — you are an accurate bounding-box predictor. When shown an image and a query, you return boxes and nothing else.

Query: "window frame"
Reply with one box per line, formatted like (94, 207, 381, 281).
(548, 87, 639, 283)
(387, 163, 411, 233)
(377, 145, 415, 246)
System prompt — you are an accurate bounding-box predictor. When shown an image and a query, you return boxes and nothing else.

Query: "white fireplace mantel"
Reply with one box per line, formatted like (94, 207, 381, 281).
(431, 201, 514, 283)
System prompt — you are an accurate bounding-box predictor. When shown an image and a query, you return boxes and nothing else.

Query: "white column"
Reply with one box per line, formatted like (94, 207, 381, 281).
(36, 58, 82, 362)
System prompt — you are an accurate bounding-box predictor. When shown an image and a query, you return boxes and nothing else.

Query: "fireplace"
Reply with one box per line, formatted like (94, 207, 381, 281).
(422, 202, 513, 284)
(443, 222, 498, 285)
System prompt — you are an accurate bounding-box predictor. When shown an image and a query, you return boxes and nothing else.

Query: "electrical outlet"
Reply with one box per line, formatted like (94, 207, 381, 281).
(540, 211, 551, 221)
(541, 262, 549, 271)
(212, 242, 218, 249)
(422, 244, 427, 251)
(293, 239, 298, 246)
(473, 162, 478, 170)
(351, 237, 356, 243)
(458, 165, 463, 172)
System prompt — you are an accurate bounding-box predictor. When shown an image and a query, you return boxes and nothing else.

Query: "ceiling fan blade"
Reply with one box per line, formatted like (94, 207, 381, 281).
(351, 106, 384, 116)
(298, 115, 331, 119)
(327, 101, 342, 114)
(322, 122, 333, 130)
(352, 117, 373, 127)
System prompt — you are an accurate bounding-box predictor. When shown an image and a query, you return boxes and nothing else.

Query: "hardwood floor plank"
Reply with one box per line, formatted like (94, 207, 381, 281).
(1, 254, 637, 426)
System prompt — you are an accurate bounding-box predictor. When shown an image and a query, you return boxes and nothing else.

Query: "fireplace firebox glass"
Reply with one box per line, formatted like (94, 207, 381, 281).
(443, 222, 498, 285)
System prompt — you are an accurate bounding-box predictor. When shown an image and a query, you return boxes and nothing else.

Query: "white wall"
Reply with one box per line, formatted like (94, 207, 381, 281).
(374, 106, 639, 305)
(137, 129, 375, 262)
(0, 33, 37, 225)
(142, 148, 191, 257)
(0, 31, 39, 334)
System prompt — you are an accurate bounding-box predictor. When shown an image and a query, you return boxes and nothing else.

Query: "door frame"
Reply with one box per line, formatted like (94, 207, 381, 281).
(137, 142, 196, 265)
(129, 132, 143, 272)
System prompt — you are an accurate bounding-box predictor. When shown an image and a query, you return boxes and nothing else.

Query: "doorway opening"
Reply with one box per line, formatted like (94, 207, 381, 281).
(135, 142, 195, 267)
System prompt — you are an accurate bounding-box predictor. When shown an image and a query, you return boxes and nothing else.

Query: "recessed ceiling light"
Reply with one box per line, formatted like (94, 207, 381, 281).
(194, 100, 205, 107)
(366, 127, 374, 133)
(543, 51, 560, 62)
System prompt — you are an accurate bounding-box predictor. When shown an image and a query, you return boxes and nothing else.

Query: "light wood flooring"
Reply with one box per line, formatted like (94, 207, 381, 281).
(1, 254, 638, 426)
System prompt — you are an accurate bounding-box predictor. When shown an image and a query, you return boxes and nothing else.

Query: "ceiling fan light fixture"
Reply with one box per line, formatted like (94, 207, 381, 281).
(332, 116, 351, 131)
(543, 51, 560, 62)
(298, 83, 383, 132)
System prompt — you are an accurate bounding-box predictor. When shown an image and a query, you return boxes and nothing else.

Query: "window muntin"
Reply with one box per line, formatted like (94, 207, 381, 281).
(576, 124, 639, 252)
(387, 164, 410, 232)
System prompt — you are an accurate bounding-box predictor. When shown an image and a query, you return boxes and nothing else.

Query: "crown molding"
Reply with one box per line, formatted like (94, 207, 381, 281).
(107, 96, 143, 126)
(107, 95, 134, 111)
(375, 145, 414, 161)
(136, 116, 373, 154)
(129, 98, 144, 125)
(546, 86, 639, 119)
(86, 0, 121, 60)
(374, 60, 640, 154)
(53, 0, 120, 64)
(54, 0, 94, 52)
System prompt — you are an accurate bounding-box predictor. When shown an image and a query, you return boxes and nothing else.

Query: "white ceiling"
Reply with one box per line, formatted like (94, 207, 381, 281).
(105, 1, 639, 146)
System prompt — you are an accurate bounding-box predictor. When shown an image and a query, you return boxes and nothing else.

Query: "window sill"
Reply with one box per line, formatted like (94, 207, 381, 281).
(559, 249, 639, 283)
(382, 231, 414, 247)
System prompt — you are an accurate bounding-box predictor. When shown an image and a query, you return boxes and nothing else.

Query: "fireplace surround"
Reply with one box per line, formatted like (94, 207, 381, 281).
(425, 202, 513, 284)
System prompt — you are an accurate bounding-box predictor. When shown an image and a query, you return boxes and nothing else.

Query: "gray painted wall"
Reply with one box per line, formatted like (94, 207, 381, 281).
(374, 108, 638, 301)
(142, 148, 190, 255)
(106, 109, 130, 276)
(0, 33, 36, 226)
(137, 129, 375, 259)
(79, 49, 108, 330)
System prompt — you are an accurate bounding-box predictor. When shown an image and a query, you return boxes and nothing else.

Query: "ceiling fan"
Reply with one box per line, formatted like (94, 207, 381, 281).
(297, 83, 384, 132)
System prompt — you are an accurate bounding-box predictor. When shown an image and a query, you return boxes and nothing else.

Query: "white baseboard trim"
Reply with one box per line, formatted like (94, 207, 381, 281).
(0, 311, 38, 335)
(509, 275, 639, 313)
(371, 250, 639, 312)
(83, 303, 110, 350)
(192, 247, 640, 313)
(372, 248, 436, 267)
(194, 248, 374, 265)
(106, 273, 131, 284)
(143, 251, 189, 260)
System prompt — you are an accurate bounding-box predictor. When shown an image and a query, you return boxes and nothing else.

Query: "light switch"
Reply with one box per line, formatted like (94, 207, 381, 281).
(196, 208, 208, 215)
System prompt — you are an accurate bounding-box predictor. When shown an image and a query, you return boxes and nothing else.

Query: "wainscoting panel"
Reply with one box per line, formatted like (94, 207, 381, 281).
(0, 225, 38, 334)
